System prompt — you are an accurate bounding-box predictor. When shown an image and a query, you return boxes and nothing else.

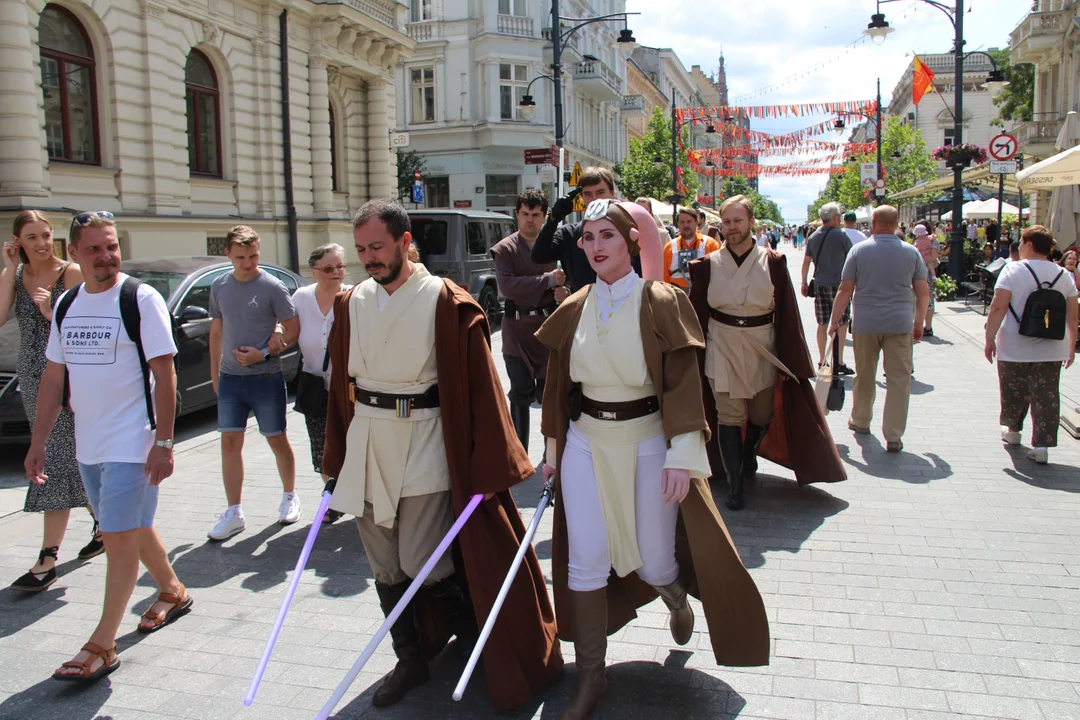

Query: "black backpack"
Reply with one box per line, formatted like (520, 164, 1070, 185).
(54, 276, 157, 429)
(1008, 262, 1068, 341)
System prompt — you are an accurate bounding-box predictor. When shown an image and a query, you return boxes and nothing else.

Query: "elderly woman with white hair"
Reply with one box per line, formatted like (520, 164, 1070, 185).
(292, 243, 352, 523)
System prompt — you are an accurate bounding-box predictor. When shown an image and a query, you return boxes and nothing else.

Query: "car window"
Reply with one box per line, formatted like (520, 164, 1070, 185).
(264, 267, 298, 294)
(179, 268, 230, 312)
(466, 221, 487, 256)
(486, 222, 505, 248)
(124, 270, 187, 303)
(411, 218, 448, 257)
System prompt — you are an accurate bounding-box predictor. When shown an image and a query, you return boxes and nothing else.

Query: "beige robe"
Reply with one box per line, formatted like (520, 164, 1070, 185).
(704, 246, 795, 399)
(333, 266, 451, 527)
(568, 279, 709, 577)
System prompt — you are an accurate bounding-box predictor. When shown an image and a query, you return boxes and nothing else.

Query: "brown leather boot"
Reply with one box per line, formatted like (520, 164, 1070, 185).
(372, 580, 430, 707)
(561, 588, 608, 720)
(653, 578, 695, 646)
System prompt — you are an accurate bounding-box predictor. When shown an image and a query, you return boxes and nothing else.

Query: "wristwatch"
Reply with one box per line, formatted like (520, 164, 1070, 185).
(155, 439, 174, 450)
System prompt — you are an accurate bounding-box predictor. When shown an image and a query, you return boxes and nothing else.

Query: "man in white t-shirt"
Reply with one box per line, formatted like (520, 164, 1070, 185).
(985, 225, 1078, 465)
(26, 212, 190, 684)
(842, 212, 867, 245)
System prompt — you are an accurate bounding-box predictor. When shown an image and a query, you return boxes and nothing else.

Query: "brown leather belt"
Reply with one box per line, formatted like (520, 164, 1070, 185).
(580, 395, 659, 422)
(709, 308, 775, 328)
(515, 305, 556, 320)
(348, 383, 439, 419)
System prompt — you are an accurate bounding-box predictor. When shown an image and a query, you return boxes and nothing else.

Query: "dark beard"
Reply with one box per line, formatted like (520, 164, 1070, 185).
(371, 247, 405, 286)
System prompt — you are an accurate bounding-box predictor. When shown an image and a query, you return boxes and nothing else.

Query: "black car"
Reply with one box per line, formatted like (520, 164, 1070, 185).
(0, 257, 305, 443)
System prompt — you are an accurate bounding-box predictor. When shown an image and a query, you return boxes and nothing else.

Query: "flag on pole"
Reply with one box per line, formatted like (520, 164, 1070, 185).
(912, 56, 935, 106)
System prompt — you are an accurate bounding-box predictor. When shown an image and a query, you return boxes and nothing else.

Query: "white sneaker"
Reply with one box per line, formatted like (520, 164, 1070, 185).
(208, 507, 246, 541)
(1001, 427, 1021, 445)
(1027, 447, 1049, 464)
(279, 493, 302, 525)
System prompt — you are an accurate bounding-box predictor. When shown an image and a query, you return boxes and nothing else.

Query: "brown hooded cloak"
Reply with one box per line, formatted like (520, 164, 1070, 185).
(323, 279, 563, 711)
(536, 280, 770, 667)
(688, 249, 847, 486)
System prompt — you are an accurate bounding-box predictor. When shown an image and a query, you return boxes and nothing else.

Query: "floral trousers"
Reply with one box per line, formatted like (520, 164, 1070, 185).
(998, 360, 1062, 448)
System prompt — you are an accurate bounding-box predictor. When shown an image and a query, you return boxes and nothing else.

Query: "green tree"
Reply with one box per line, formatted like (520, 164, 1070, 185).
(614, 107, 699, 202)
(719, 177, 783, 224)
(990, 45, 1034, 124)
(396, 150, 426, 202)
(833, 115, 937, 212)
(808, 172, 843, 222)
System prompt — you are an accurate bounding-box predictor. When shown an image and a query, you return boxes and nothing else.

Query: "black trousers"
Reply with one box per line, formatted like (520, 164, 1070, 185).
(505, 355, 545, 406)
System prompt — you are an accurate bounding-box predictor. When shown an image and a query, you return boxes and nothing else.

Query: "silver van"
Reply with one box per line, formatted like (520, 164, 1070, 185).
(408, 209, 516, 320)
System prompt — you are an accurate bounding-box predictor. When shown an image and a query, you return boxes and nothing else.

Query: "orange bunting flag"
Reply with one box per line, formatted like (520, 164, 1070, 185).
(912, 56, 935, 106)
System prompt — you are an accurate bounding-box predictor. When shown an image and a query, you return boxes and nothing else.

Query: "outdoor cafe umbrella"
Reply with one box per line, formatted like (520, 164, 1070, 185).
(1049, 112, 1080, 250)
(941, 201, 985, 222)
(964, 198, 1028, 220)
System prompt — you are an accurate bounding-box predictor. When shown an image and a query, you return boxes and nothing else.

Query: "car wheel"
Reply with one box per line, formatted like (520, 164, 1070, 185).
(478, 285, 500, 321)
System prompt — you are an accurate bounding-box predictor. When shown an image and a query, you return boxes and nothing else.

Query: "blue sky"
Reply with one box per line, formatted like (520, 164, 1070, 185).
(625, 0, 1033, 222)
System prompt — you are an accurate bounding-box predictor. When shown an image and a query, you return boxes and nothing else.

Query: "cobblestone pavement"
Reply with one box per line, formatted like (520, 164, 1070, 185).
(1, 246, 1078, 720)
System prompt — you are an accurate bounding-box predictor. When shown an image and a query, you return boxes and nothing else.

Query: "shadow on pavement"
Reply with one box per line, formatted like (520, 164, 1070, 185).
(837, 438, 953, 484)
(0, 675, 113, 720)
(874, 378, 935, 395)
(0, 554, 105, 639)
(1003, 445, 1080, 492)
(717, 480, 849, 570)
(137, 518, 370, 600)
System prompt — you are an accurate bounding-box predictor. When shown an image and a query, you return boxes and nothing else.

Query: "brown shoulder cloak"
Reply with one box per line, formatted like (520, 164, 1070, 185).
(323, 279, 563, 711)
(688, 250, 847, 486)
(536, 280, 770, 667)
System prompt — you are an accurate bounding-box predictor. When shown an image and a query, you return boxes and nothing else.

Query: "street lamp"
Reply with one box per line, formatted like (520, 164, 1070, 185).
(518, 94, 537, 122)
(840, 78, 885, 205)
(865, 0, 1009, 284)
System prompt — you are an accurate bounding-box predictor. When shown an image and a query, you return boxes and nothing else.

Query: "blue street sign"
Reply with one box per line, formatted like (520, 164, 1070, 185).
(411, 184, 424, 203)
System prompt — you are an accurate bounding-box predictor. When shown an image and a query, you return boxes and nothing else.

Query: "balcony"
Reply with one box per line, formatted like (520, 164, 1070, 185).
(340, 0, 396, 29)
(1011, 3, 1070, 64)
(407, 21, 438, 41)
(497, 14, 533, 37)
(574, 59, 623, 102)
(621, 94, 647, 117)
(1015, 112, 1065, 159)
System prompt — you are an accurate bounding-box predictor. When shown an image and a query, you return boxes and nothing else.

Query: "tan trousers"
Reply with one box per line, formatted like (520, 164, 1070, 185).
(851, 333, 914, 443)
(713, 386, 775, 426)
(354, 491, 456, 586)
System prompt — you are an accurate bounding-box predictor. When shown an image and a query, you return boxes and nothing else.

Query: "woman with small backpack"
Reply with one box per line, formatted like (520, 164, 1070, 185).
(984, 226, 1078, 465)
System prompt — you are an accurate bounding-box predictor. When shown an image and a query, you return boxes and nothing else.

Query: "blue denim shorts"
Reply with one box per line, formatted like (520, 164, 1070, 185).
(217, 372, 287, 436)
(79, 462, 159, 533)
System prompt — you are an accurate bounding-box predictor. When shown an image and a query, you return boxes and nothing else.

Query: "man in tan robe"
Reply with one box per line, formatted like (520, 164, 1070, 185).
(323, 199, 562, 711)
(689, 195, 846, 512)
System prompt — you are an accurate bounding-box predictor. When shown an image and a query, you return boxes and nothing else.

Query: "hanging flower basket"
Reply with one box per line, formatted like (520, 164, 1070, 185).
(932, 143, 988, 169)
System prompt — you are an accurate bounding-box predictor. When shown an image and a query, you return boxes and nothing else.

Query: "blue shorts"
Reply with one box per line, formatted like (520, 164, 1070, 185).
(217, 372, 287, 436)
(79, 462, 159, 533)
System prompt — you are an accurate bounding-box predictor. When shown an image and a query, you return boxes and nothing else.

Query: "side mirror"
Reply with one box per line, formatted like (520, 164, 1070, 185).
(178, 305, 210, 322)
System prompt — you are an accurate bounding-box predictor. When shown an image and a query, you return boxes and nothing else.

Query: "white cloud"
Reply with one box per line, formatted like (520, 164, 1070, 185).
(626, 0, 1030, 221)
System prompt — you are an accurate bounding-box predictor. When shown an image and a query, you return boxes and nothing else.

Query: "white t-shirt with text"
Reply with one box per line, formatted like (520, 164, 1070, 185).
(46, 274, 177, 464)
(994, 259, 1078, 363)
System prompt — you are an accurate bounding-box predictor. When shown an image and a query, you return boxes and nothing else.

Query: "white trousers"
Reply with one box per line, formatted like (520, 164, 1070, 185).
(561, 423, 680, 592)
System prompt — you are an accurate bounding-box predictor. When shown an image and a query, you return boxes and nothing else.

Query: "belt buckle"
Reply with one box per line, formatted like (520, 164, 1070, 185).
(396, 398, 413, 419)
(736, 317, 747, 326)
(348, 384, 356, 404)
(597, 410, 616, 420)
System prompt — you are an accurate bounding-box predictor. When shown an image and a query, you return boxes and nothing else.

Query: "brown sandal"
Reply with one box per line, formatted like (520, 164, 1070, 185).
(53, 642, 120, 683)
(137, 583, 193, 633)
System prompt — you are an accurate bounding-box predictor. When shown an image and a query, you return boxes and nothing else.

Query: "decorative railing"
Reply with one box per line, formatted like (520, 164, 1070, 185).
(1014, 5, 1067, 45)
(541, 27, 580, 53)
(407, 22, 434, 41)
(575, 59, 622, 94)
(497, 14, 533, 37)
(342, 0, 395, 27)
(621, 94, 645, 113)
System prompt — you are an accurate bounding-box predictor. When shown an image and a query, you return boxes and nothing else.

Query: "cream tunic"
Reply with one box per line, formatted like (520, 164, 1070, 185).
(333, 266, 451, 528)
(704, 246, 795, 399)
(567, 273, 710, 577)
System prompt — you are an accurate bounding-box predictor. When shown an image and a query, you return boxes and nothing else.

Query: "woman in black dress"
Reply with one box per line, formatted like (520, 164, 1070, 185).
(1, 211, 102, 592)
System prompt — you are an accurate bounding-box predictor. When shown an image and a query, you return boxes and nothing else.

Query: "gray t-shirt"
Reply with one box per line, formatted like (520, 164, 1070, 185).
(841, 234, 928, 335)
(209, 270, 296, 376)
(806, 226, 853, 286)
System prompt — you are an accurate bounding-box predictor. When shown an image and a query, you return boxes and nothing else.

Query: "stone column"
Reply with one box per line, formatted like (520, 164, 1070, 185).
(0, 0, 46, 199)
(141, 0, 181, 214)
(367, 78, 392, 200)
(309, 54, 334, 215)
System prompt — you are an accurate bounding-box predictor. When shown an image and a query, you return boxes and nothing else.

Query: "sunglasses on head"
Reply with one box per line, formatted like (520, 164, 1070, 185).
(70, 211, 114, 234)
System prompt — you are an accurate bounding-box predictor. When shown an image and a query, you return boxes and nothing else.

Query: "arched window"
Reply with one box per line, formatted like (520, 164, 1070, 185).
(39, 5, 99, 164)
(329, 103, 339, 192)
(185, 50, 221, 177)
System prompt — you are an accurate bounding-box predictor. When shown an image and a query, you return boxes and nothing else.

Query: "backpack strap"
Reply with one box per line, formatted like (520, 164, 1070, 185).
(54, 283, 82, 409)
(119, 277, 156, 430)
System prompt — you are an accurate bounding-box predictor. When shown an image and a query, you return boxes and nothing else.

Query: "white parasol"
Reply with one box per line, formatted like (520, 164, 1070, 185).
(1049, 111, 1080, 249)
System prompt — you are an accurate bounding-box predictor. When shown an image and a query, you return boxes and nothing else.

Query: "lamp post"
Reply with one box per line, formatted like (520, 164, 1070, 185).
(518, 2, 637, 197)
(865, 0, 1009, 283)
(837, 78, 885, 205)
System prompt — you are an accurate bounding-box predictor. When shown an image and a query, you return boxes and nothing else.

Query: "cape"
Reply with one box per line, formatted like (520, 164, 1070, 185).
(323, 278, 563, 711)
(536, 280, 770, 667)
(688, 249, 847, 486)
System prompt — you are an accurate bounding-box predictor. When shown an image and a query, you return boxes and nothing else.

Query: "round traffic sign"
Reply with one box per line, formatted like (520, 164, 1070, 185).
(989, 133, 1018, 161)
(875, 179, 886, 188)
(414, 169, 422, 179)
